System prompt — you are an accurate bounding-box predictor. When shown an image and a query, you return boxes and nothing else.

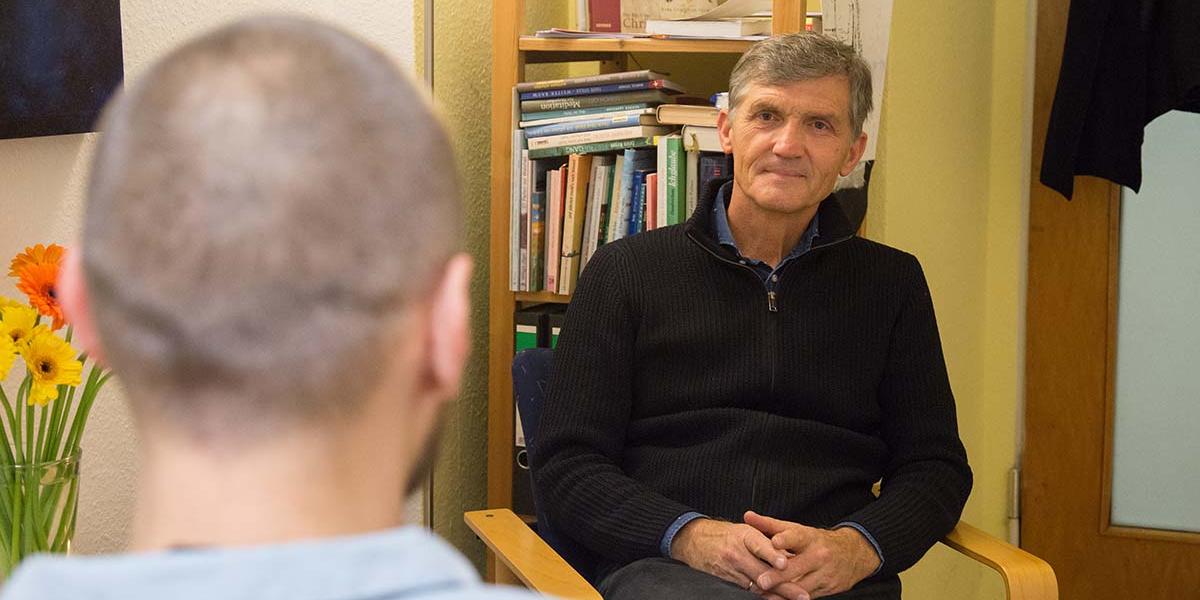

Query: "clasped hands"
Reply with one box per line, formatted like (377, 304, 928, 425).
(671, 511, 881, 600)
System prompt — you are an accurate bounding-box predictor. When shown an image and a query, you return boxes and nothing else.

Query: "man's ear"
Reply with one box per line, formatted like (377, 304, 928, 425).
(840, 132, 868, 177)
(422, 253, 473, 402)
(59, 248, 105, 364)
(717, 108, 735, 154)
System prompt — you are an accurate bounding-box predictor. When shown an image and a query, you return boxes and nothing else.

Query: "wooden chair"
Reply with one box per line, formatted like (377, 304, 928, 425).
(467, 349, 1058, 599)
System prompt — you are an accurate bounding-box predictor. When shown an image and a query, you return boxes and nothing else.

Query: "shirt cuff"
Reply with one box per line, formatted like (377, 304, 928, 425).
(661, 511, 707, 558)
(833, 521, 884, 576)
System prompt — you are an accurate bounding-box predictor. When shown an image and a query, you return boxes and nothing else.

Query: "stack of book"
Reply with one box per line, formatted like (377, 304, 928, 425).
(509, 70, 735, 295)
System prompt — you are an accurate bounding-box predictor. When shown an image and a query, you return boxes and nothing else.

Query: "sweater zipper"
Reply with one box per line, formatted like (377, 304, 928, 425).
(687, 230, 854, 509)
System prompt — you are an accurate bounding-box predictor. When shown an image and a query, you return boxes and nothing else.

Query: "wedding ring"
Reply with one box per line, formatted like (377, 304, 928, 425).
(747, 581, 756, 591)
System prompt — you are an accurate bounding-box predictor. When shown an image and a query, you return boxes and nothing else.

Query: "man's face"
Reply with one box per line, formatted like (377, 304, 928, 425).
(718, 75, 867, 217)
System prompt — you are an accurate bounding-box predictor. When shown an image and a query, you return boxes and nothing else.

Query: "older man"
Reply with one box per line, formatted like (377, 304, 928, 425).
(1, 16, 535, 600)
(531, 33, 972, 600)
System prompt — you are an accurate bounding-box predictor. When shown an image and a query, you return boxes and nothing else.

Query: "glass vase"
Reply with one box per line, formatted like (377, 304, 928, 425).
(0, 450, 80, 578)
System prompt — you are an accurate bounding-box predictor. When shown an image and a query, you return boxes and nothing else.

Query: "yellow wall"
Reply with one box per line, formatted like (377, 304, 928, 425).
(871, 0, 1032, 596)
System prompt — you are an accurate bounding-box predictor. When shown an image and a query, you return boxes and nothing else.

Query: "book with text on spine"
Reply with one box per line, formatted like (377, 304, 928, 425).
(528, 125, 675, 151)
(519, 79, 685, 101)
(528, 136, 658, 160)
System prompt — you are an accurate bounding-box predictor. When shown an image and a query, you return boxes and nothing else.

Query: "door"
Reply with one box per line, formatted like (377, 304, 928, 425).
(1024, 0, 1200, 597)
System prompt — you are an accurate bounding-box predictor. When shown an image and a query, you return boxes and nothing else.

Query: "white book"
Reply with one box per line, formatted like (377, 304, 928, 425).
(510, 130, 525, 291)
(685, 148, 700, 219)
(644, 17, 772, 38)
(582, 156, 614, 266)
(681, 125, 722, 152)
(518, 148, 532, 291)
(545, 166, 565, 292)
(519, 108, 655, 129)
(656, 137, 669, 229)
(528, 125, 675, 150)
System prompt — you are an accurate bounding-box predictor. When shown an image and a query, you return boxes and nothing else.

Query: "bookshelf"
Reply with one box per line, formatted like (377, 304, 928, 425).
(485, 0, 809, 550)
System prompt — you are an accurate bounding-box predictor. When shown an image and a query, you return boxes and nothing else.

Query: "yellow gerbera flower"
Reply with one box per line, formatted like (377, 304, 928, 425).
(0, 295, 26, 311)
(8, 244, 65, 278)
(0, 333, 15, 378)
(0, 306, 41, 348)
(20, 330, 82, 406)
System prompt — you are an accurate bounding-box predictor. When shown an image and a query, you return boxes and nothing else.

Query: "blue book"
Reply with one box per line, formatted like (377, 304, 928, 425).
(525, 113, 651, 138)
(612, 148, 656, 242)
(519, 79, 683, 101)
(628, 170, 653, 237)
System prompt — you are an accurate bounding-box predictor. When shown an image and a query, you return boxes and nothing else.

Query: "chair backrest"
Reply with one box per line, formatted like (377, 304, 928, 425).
(512, 348, 602, 583)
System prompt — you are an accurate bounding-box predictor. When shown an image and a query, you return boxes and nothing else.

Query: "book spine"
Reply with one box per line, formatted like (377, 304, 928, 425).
(581, 159, 606, 267)
(646, 172, 659, 231)
(528, 125, 667, 151)
(514, 67, 652, 92)
(509, 132, 526, 291)
(520, 89, 667, 113)
(685, 147, 700, 220)
(628, 170, 650, 237)
(607, 153, 628, 243)
(587, 0, 621, 33)
(682, 125, 722, 153)
(599, 162, 617, 244)
(529, 191, 545, 291)
(519, 164, 530, 292)
(546, 167, 564, 292)
(524, 113, 644, 138)
(519, 79, 674, 101)
(656, 137, 668, 229)
(559, 154, 593, 295)
(698, 153, 733, 199)
(528, 136, 657, 160)
(666, 135, 685, 225)
(521, 103, 655, 123)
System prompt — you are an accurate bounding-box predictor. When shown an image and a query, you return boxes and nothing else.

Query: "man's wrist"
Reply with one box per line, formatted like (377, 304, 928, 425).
(669, 516, 713, 562)
(662, 512, 707, 559)
(833, 524, 883, 579)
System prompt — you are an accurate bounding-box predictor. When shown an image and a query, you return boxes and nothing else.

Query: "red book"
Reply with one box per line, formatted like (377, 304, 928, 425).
(589, 0, 620, 32)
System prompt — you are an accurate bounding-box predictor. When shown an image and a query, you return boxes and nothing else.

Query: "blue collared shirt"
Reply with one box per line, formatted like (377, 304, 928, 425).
(2, 526, 540, 600)
(661, 183, 883, 574)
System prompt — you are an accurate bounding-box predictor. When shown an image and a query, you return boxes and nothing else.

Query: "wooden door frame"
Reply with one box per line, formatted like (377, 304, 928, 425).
(1025, 0, 1200, 595)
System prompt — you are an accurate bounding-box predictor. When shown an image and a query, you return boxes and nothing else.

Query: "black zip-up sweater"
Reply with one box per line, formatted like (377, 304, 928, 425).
(530, 180, 972, 586)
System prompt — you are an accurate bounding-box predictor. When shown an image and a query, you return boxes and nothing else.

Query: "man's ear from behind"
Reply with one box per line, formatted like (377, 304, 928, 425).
(58, 247, 105, 366)
(421, 253, 473, 403)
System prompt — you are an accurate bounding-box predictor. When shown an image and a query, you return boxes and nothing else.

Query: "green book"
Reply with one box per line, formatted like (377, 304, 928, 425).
(528, 136, 657, 160)
(665, 135, 686, 225)
(514, 309, 542, 351)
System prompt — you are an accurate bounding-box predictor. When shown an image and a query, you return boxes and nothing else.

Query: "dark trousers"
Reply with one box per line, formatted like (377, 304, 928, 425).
(597, 558, 901, 600)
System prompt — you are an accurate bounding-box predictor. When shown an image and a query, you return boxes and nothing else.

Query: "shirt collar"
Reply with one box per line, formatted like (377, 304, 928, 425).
(6, 526, 484, 600)
(710, 181, 821, 262)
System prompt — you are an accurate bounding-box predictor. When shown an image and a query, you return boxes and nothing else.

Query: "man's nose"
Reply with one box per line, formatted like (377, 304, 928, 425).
(772, 119, 806, 158)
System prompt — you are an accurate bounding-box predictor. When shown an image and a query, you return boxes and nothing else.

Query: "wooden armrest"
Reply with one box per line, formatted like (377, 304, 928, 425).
(465, 509, 602, 600)
(942, 521, 1058, 600)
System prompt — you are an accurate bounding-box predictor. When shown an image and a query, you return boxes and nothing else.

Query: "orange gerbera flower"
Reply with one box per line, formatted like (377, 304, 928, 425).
(8, 244, 65, 278)
(16, 262, 66, 330)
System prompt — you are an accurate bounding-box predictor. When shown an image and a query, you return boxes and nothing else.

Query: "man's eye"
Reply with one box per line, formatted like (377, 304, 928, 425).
(755, 111, 775, 121)
(811, 120, 830, 131)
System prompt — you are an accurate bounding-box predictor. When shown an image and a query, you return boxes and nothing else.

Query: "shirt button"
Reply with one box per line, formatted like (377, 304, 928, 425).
(739, 260, 747, 265)
(770, 274, 779, 282)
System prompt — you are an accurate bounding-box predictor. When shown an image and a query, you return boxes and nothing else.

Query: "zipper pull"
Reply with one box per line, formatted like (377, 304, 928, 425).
(767, 291, 778, 312)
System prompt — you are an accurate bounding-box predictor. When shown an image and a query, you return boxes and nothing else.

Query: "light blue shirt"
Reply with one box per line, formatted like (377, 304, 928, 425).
(1, 526, 540, 600)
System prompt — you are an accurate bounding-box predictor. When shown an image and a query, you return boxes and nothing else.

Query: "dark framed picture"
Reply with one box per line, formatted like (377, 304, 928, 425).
(0, 1, 124, 140)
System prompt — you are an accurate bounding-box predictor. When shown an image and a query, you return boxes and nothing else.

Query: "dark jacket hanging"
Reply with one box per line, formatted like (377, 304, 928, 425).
(1040, 0, 1200, 200)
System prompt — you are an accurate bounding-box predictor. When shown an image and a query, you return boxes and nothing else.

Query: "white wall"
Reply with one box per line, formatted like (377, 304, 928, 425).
(0, 0, 415, 553)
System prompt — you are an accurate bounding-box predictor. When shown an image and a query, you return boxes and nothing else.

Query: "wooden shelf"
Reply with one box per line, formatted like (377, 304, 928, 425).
(515, 291, 571, 305)
(519, 36, 758, 55)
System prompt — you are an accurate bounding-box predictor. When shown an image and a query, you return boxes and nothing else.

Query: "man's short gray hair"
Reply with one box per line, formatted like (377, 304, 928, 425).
(84, 16, 461, 434)
(729, 32, 873, 138)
